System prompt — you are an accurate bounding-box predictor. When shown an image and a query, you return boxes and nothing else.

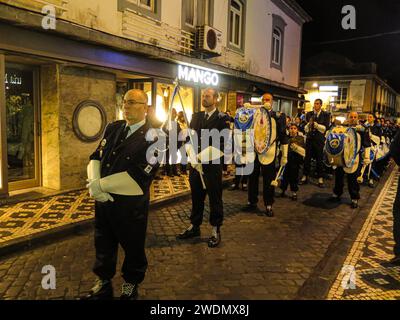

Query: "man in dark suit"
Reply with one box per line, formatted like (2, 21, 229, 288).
(390, 130, 400, 265)
(300, 99, 331, 187)
(177, 88, 230, 248)
(82, 89, 159, 300)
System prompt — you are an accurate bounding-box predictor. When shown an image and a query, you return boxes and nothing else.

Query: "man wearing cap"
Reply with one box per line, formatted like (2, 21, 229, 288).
(81, 89, 159, 300)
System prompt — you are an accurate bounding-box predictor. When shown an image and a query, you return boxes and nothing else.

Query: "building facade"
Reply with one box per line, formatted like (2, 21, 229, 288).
(0, 0, 311, 198)
(300, 52, 399, 120)
(301, 75, 399, 119)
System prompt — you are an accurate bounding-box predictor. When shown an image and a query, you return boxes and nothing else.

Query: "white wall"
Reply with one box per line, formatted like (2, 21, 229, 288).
(17, 0, 305, 89)
(245, 0, 302, 88)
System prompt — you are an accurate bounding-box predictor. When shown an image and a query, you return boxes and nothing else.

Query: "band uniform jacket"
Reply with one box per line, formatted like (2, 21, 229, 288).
(288, 135, 306, 164)
(305, 110, 331, 145)
(90, 120, 160, 211)
(257, 111, 289, 166)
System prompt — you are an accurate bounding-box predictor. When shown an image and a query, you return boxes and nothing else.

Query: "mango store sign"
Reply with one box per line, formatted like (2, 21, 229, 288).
(178, 65, 219, 86)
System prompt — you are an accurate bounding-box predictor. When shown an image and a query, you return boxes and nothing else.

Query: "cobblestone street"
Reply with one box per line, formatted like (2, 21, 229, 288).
(0, 166, 397, 300)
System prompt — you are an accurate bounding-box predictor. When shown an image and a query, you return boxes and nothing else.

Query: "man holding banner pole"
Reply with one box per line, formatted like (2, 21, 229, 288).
(177, 88, 231, 248)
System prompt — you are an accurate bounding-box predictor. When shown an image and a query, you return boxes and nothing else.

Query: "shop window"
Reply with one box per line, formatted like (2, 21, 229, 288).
(156, 83, 194, 124)
(228, 0, 245, 52)
(5, 64, 38, 186)
(270, 14, 286, 71)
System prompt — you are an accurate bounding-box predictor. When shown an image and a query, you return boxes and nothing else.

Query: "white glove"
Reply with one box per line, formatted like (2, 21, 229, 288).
(86, 179, 114, 203)
(313, 122, 326, 134)
(363, 148, 371, 165)
(280, 144, 288, 167)
(93, 192, 115, 203)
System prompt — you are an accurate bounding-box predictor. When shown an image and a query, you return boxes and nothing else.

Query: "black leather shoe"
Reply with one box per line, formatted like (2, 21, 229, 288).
(120, 283, 138, 300)
(291, 193, 298, 201)
(265, 208, 274, 217)
(351, 200, 359, 209)
(242, 204, 258, 213)
(79, 279, 113, 300)
(208, 232, 221, 248)
(242, 184, 248, 191)
(176, 227, 201, 240)
(389, 256, 400, 266)
(279, 190, 286, 198)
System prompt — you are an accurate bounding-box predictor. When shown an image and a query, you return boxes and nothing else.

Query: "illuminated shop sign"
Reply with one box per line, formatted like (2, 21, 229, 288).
(4, 73, 22, 85)
(178, 65, 219, 86)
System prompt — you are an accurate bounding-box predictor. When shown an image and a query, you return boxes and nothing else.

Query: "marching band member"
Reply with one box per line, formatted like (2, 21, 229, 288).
(177, 88, 231, 248)
(280, 123, 306, 201)
(300, 99, 331, 188)
(330, 112, 371, 209)
(366, 113, 383, 187)
(82, 89, 160, 300)
(242, 93, 288, 217)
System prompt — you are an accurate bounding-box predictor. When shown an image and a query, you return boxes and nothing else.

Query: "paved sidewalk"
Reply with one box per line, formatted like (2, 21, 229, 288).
(0, 172, 233, 249)
(328, 169, 400, 300)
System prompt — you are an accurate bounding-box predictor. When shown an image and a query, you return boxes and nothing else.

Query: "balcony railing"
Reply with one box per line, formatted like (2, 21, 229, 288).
(0, 0, 68, 15)
(122, 8, 194, 56)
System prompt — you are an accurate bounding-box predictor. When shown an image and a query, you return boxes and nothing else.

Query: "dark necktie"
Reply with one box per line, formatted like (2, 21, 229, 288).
(205, 113, 209, 121)
(119, 126, 130, 144)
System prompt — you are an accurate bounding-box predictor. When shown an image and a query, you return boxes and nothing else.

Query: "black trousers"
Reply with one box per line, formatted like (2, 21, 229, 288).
(394, 175, 400, 256)
(233, 164, 248, 186)
(248, 156, 276, 206)
(189, 164, 223, 227)
(333, 166, 361, 200)
(281, 161, 301, 192)
(93, 198, 149, 284)
(304, 139, 325, 179)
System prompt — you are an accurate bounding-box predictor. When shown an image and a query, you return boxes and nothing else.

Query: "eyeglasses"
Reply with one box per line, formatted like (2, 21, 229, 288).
(123, 99, 147, 106)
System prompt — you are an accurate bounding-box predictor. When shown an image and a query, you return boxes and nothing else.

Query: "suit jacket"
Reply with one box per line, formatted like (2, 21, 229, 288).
(189, 110, 231, 161)
(306, 110, 331, 143)
(90, 120, 159, 208)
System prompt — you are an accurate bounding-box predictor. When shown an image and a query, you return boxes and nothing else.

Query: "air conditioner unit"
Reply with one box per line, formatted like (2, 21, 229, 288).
(195, 25, 223, 56)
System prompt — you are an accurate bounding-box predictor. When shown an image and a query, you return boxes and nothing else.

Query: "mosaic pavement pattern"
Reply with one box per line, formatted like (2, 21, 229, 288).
(328, 169, 400, 300)
(0, 171, 233, 246)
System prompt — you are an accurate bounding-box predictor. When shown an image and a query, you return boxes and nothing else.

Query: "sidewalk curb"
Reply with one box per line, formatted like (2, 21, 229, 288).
(0, 178, 233, 257)
(295, 164, 395, 300)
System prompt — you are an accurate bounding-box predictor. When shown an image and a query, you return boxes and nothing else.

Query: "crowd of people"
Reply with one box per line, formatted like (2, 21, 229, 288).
(83, 87, 400, 300)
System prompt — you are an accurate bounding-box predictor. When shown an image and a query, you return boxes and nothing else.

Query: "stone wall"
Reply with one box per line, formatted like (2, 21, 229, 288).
(41, 64, 61, 190)
(41, 65, 116, 191)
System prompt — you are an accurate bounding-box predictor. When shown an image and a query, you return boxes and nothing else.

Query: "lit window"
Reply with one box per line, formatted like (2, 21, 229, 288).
(229, 0, 243, 49)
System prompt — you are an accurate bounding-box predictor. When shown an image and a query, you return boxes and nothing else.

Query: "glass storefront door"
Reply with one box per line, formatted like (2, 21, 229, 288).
(5, 63, 40, 190)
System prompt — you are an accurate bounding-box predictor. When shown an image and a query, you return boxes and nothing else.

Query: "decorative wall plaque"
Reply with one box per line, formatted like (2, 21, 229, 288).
(72, 100, 107, 142)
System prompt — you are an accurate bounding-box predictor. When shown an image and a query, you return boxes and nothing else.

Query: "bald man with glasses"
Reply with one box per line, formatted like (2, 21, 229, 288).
(82, 89, 160, 300)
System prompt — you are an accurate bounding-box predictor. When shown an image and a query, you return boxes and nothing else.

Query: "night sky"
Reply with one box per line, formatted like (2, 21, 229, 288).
(297, 0, 400, 92)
